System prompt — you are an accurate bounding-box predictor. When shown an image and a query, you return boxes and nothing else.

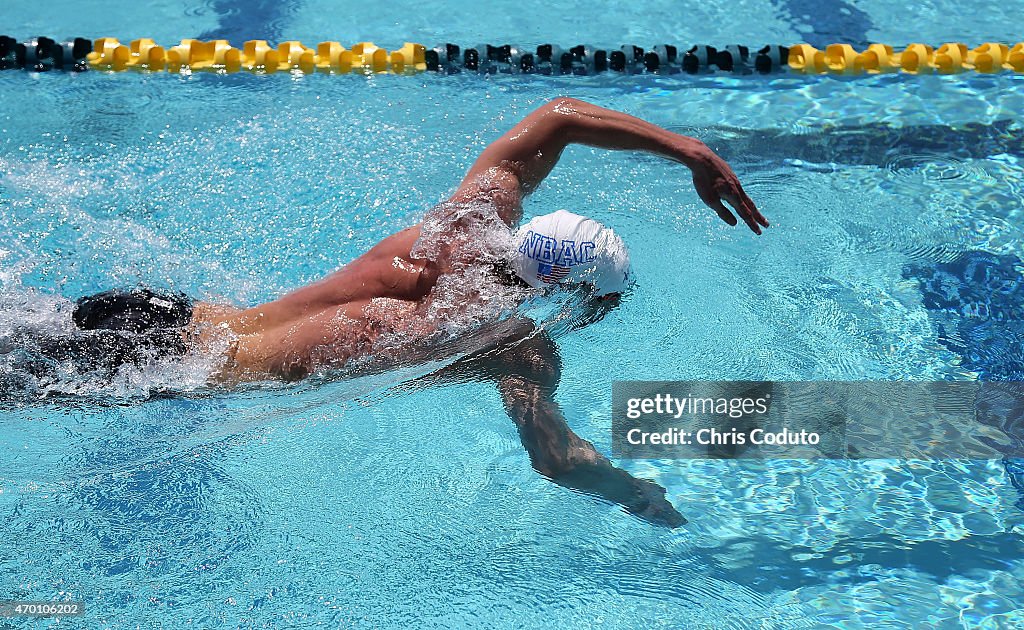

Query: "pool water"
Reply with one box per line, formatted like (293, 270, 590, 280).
(2, 1, 1024, 627)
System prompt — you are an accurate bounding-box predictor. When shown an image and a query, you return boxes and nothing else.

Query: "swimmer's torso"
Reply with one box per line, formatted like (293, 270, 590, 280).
(190, 224, 444, 380)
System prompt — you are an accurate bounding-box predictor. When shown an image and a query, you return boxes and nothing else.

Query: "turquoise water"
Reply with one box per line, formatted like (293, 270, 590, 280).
(3, 1, 1024, 628)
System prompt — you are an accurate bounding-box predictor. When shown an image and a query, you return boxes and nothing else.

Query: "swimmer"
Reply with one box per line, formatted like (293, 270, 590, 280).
(45, 98, 766, 527)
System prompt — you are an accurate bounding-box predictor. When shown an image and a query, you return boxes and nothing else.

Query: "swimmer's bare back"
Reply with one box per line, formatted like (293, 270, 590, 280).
(190, 97, 765, 383)
(189, 225, 440, 380)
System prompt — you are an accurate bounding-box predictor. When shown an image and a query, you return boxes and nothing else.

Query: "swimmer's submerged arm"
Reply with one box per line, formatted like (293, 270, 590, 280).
(452, 97, 768, 234)
(486, 331, 686, 527)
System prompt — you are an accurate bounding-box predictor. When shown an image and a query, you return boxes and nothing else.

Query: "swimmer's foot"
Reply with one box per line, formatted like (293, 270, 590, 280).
(624, 478, 687, 528)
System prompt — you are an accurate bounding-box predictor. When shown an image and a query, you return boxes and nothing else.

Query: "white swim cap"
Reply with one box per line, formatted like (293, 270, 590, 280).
(511, 210, 632, 296)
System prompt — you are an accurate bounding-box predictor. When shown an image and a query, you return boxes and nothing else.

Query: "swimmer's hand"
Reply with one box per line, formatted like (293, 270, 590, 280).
(689, 146, 769, 235)
(625, 477, 687, 528)
(555, 460, 686, 528)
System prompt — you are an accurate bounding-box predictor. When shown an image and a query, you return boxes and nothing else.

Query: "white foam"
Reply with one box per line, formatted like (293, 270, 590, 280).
(405, 199, 528, 335)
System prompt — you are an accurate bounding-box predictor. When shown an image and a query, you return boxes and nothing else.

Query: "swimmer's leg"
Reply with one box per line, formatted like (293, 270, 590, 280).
(468, 328, 685, 527)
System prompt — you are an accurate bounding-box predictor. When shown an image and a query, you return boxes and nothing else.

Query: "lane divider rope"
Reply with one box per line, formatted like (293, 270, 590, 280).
(1, 37, 1023, 76)
(788, 42, 1024, 74)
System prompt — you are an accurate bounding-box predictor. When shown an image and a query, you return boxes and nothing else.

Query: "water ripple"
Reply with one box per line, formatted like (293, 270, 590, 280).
(885, 152, 978, 182)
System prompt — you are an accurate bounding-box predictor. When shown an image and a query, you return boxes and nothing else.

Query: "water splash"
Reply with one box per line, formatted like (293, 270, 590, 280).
(0, 258, 220, 404)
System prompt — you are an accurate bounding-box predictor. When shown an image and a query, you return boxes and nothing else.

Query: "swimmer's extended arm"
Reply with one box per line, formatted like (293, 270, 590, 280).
(452, 97, 768, 234)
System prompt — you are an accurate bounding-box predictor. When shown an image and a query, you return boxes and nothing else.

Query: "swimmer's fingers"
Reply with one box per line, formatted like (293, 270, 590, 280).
(752, 198, 769, 228)
(722, 191, 765, 235)
(736, 188, 770, 229)
(694, 148, 768, 234)
(694, 178, 738, 227)
(710, 200, 738, 227)
(692, 158, 765, 233)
